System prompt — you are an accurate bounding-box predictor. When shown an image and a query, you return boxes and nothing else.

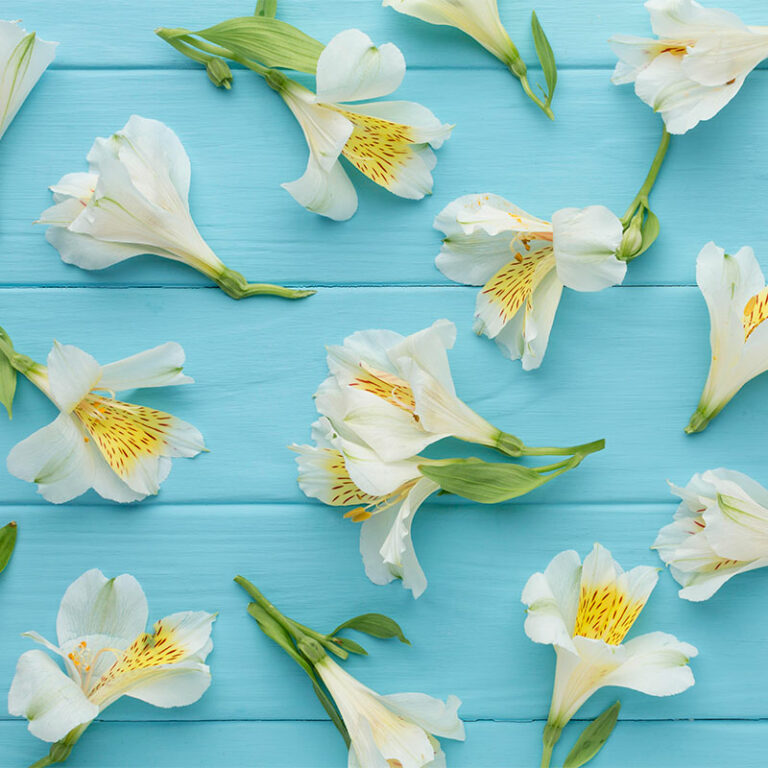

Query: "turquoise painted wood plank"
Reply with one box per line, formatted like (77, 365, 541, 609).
(0, 501, 764, 722)
(6, 719, 768, 768)
(10, 0, 768, 69)
(0, 285, 760, 506)
(3, 68, 767, 288)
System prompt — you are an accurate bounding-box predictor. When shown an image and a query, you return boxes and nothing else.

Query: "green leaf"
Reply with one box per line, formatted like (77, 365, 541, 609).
(563, 701, 621, 768)
(255, 0, 278, 17)
(0, 522, 17, 575)
(331, 636, 368, 656)
(0, 327, 17, 419)
(636, 208, 660, 257)
(331, 613, 410, 645)
(531, 11, 557, 104)
(195, 17, 324, 74)
(312, 680, 350, 746)
(420, 459, 551, 503)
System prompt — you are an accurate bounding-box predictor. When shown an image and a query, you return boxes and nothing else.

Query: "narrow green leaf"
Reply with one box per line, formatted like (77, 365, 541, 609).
(0, 522, 17, 575)
(196, 17, 324, 74)
(420, 459, 550, 503)
(0, 327, 17, 419)
(255, 0, 278, 17)
(331, 636, 368, 656)
(312, 680, 350, 746)
(331, 613, 409, 645)
(531, 11, 557, 104)
(563, 701, 621, 768)
(636, 208, 660, 257)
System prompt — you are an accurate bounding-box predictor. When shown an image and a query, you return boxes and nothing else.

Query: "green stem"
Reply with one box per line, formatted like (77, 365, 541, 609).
(522, 438, 605, 458)
(540, 742, 554, 768)
(621, 126, 671, 225)
(213, 268, 315, 300)
(28, 723, 90, 768)
(540, 722, 562, 768)
(516, 71, 555, 120)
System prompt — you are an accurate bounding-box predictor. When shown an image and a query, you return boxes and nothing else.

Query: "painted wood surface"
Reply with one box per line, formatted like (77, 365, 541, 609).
(2, 1, 768, 766)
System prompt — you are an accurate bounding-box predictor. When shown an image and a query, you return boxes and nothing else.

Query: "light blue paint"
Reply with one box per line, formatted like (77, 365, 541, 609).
(1, 1, 767, 766)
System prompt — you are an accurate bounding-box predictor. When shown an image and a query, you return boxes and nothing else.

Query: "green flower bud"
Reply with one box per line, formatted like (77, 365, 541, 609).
(617, 214, 644, 261)
(206, 58, 233, 89)
(298, 636, 327, 665)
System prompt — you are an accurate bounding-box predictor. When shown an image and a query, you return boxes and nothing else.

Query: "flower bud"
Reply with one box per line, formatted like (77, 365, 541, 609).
(298, 636, 327, 664)
(206, 58, 233, 89)
(616, 213, 644, 261)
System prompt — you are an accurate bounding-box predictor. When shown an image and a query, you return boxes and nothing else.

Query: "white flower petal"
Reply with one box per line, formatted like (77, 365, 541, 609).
(646, 0, 747, 39)
(608, 35, 663, 84)
(0, 22, 58, 140)
(46, 226, 155, 270)
(89, 448, 151, 504)
(522, 549, 581, 653)
(56, 569, 148, 647)
(50, 172, 98, 203)
(634, 51, 744, 134)
(112, 115, 192, 208)
(6, 414, 94, 504)
(282, 153, 358, 222)
(433, 193, 550, 239)
(99, 342, 193, 391)
(600, 631, 697, 695)
(122, 660, 212, 708)
(381, 693, 465, 741)
(8, 650, 97, 743)
(552, 206, 625, 292)
(316, 29, 405, 103)
(47, 342, 102, 413)
(435, 229, 518, 287)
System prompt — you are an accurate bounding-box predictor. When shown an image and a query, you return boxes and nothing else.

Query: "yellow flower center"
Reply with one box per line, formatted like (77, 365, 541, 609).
(480, 246, 555, 325)
(573, 583, 645, 646)
(320, 449, 380, 508)
(73, 393, 175, 480)
(742, 286, 768, 341)
(345, 479, 419, 523)
(332, 108, 418, 190)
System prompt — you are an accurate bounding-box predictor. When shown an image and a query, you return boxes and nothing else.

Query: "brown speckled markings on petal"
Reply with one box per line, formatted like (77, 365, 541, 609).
(743, 285, 768, 340)
(349, 364, 418, 416)
(331, 108, 419, 190)
(321, 448, 380, 507)
(480, 247, 555, 326)
(73, 395, 173, 479)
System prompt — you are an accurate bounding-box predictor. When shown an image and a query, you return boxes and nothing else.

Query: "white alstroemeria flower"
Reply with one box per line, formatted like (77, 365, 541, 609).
(277, 28, 452, 221)
(316, 318, 518, 460)
(686, 242, 768, 432)
(610, 0, 768, 134)
(7, 340, 205, 504)
(655, 469, 768, 600)
(382, 0, 519, 68)
(0, 21, 57, 140)
(292, 418, 439, 598)
(315, 654, 465, 768)
(9, 569, 214, 755)
(38, 115, 312, 299)
(435, 194, 625, 369)
(522, 544, 696, 765)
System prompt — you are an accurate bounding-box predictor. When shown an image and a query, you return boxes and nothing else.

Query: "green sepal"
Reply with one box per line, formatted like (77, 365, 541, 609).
(531, 11, 557, 106)
(330, 636, 368, 656)
(0, 327, 18, 418)
(420, 458, 554, 503)
(563, 701, 621, 768)
(331, 613, 410, 645)
(194, 17, 324, 74)
(311, 680, 350, 747)
(255, 0, 278, 17)
(636, 207, 660, 257)
(0, 522, 17, 575)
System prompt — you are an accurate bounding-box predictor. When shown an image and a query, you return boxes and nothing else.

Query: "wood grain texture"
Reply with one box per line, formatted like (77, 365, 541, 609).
(6, 720, 768, 768)
(3, 0, 768, 765)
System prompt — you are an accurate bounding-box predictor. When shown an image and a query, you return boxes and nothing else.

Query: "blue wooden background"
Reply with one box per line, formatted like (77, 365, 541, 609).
(3, 1, 768, 765)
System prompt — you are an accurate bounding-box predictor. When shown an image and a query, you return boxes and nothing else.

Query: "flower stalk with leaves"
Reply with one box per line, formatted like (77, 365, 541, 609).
(382, 0, 558, 119)
(155, 10, 452, 220)
(235, 577, 465, 766)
